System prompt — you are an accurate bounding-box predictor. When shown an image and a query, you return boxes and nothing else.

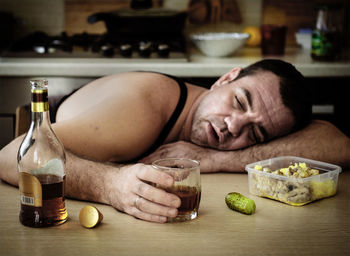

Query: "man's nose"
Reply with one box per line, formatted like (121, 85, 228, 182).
(224, 113, 249, 137)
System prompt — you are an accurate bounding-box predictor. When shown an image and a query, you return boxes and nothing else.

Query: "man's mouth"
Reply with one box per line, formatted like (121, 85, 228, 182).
(212, 124, 220, 141)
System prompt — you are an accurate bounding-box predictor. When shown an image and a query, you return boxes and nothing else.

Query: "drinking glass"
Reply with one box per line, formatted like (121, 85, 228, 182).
(152, 158, 201, 222)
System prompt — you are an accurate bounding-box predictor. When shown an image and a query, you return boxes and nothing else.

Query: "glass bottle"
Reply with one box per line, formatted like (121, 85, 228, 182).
(311, 4, 342, 61)
(17, 79, 68, 227)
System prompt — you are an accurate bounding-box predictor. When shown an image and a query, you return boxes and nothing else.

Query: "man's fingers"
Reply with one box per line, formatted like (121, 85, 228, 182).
(136, 164, 173, 187)
(133, 181, 181, 208)
(127, 207, 168, 223)
(125, 195, 178, 223)
(134, 196, 178, 218)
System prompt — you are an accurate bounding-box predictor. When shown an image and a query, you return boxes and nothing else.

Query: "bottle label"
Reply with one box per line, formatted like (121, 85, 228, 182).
(19, 172, 42, 207)
(31, 89, 49, 112)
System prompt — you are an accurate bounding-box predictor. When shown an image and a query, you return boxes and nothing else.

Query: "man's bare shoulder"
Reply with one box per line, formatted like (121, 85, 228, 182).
(57, 72, 180, 121)
(54, 72, 183, 161)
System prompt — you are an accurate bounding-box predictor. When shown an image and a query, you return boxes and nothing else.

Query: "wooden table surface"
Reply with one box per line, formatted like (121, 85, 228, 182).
(1, 171, 349, 256)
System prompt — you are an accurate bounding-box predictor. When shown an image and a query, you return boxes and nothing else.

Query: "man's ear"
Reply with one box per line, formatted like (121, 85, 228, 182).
(211, 67, 242, 90)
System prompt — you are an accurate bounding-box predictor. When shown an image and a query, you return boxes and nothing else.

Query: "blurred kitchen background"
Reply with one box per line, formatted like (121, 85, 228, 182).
(0, 0, 349, 149)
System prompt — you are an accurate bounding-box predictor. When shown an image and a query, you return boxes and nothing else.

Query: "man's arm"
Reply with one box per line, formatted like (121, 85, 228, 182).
(140, 120, 350, 172)
(0, 135, 181, 223)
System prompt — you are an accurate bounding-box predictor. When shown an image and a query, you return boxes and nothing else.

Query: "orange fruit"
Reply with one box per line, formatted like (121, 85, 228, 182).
(243, 26, 261, 47)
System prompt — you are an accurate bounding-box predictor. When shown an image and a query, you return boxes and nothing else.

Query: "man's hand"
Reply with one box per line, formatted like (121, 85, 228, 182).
(139, 141, 222, 173)
(105, 163, 181, 223)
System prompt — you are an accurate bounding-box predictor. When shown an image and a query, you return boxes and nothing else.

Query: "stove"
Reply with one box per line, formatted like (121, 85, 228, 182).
(2, 31, 188, 61)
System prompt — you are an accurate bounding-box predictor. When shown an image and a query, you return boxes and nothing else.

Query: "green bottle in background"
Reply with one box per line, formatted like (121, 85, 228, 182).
(311, 4, 342, 61)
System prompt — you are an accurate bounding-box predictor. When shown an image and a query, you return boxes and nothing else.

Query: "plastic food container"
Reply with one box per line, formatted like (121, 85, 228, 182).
(245, 156, 342, 206)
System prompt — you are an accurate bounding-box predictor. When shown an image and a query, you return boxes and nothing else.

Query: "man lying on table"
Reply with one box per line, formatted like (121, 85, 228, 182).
(0, 59, 349, 223)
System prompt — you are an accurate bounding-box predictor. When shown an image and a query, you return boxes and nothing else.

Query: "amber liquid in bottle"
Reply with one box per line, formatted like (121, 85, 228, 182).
(18, 79, 68, 227)
(19, 175, 67, 227)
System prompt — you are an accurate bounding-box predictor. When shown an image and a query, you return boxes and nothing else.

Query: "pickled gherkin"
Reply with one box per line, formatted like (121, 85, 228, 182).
(225, 192, 256, 215)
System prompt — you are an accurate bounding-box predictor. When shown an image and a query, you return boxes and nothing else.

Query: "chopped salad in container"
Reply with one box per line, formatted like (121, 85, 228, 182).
(245, 156, 342, 206)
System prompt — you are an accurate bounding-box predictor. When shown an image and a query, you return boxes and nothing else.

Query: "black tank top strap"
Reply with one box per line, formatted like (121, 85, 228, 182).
(137, 72, 188, 159)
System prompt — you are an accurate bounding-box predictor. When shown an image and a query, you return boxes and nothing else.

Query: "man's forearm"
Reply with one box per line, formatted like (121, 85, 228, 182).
(0, 135, 118, 205)
(64, 150, 119, 204)
(0, 137, 182, 223)
(0, 134, 124, 206)
(216, 120, 350, 172)
(0, 135, 23, 186)
(140, 120, 350, 173)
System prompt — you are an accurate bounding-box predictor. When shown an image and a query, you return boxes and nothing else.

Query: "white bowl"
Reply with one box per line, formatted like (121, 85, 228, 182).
(190, 32, 250, 57)
(295, 32, 311, 49)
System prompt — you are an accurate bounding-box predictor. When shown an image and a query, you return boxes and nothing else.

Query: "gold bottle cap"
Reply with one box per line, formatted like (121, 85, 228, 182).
(79, 205, 103, 228)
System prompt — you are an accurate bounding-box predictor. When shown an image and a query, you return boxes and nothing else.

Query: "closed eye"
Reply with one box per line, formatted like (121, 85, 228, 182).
(235, 96, 245, 111)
